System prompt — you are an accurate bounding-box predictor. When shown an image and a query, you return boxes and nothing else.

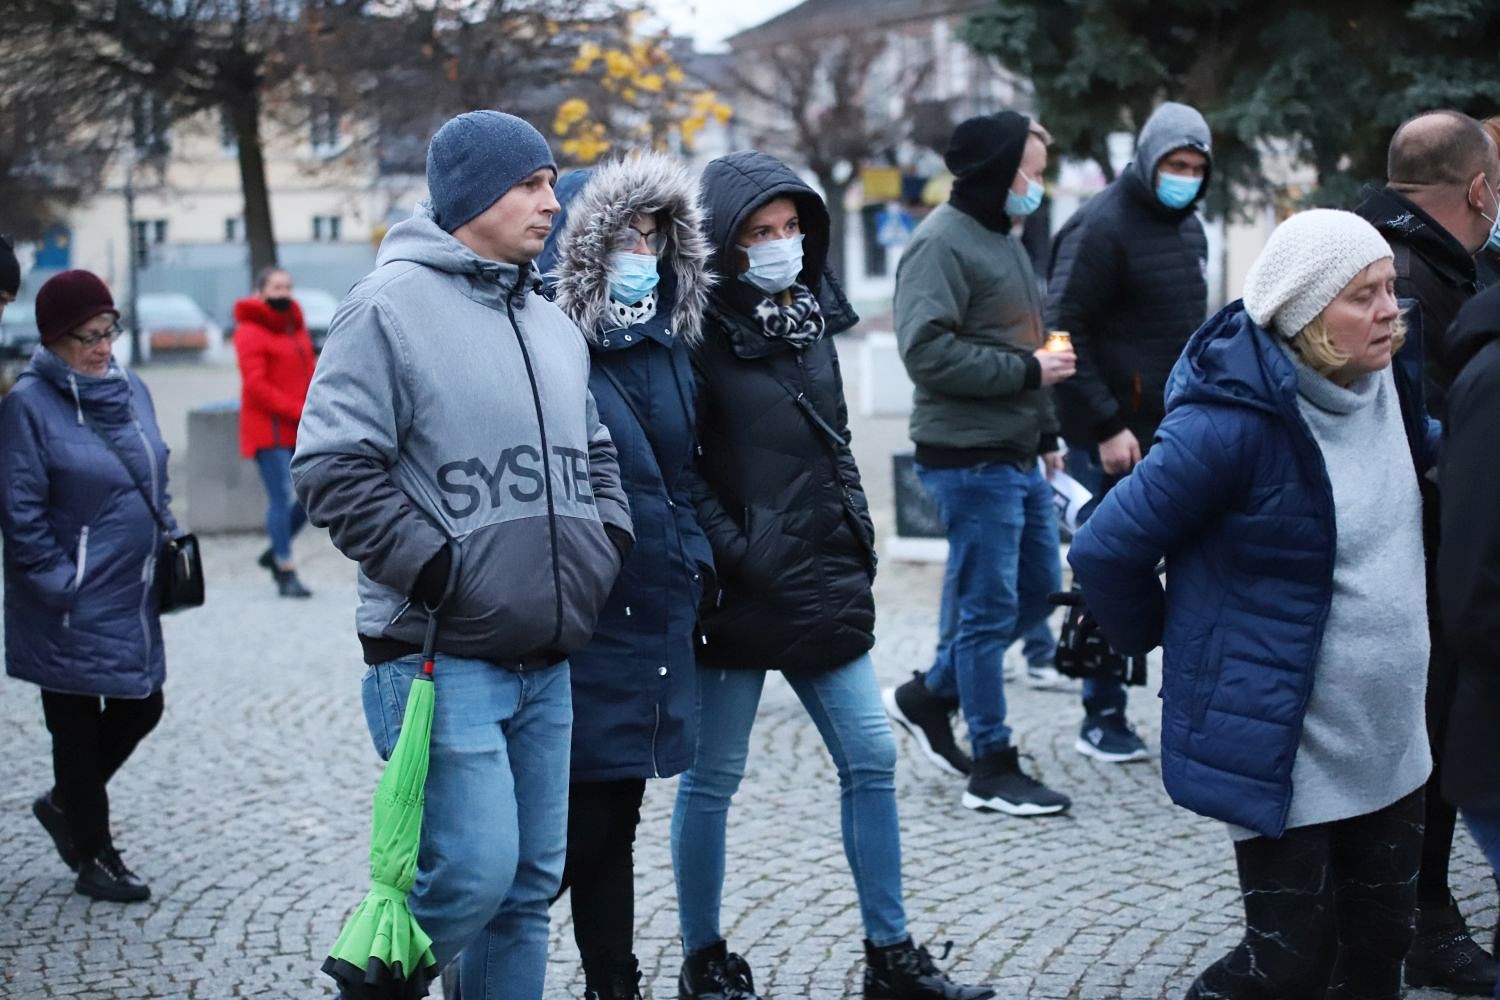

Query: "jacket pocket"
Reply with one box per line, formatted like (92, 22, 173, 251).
(1191, 628, 1226, 731)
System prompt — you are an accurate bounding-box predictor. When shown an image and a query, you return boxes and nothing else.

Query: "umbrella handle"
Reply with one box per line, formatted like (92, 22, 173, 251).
(421, 609, 440, 676)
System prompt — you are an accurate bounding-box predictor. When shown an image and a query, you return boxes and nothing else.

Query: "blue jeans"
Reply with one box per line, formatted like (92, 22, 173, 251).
(1462, 808, 1500, 1000)
(918, 461, 1061, 757)
(1065, 448, 1128, 714)
(671, 654, 906, 951)
(1020, 619, 1056, 669)
(362, 654, 572, 1000)
(253, 447, 307, 563)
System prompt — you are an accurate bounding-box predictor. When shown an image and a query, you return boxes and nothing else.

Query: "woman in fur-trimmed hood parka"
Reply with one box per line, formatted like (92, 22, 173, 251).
(535, 151, 715, 1000)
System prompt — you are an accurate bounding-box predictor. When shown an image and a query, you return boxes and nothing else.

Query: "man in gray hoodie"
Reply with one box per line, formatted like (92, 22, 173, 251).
(293, 110, 632, 1000)
(1045, 101, 1212, 765)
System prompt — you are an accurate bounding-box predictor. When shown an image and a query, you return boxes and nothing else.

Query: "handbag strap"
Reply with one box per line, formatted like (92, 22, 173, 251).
(79, 414, 172, 539)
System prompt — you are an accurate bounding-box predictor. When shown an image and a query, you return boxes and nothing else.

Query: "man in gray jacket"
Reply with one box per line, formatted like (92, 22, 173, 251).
(884, 112, 1076, 818)
(293, 110, 632, 1000)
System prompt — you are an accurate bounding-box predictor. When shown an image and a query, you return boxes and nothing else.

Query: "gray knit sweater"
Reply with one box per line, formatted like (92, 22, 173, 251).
(1232, 355, 1431, 840)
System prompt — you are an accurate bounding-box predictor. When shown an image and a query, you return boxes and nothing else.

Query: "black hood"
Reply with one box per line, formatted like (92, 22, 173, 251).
(699, 150, 857, 335)
(1447, 282, 1500, 373)
(945, 111, 1031, 232)
(1355, 185, 1477, 288)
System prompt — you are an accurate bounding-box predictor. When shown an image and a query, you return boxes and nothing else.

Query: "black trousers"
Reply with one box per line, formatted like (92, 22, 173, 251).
(40, 689, 164, 858)
(1186, 788, 1424, 1000)
(554, 778, 647, 966)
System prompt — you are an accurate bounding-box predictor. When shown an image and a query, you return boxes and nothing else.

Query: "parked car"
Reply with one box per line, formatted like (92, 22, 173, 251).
(118, 292, 226, 366)
(0, 300, 39, 360)
(296, 288, 341, 351)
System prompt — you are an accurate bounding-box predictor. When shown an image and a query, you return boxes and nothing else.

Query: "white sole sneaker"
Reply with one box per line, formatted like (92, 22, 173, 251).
(960, 791, 1069, 816)
(1074, 736, 1151, 763)
(881, 687, 968, 778)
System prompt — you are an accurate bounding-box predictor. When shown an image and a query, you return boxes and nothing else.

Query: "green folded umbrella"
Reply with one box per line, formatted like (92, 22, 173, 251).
(323, 615, 441, 999)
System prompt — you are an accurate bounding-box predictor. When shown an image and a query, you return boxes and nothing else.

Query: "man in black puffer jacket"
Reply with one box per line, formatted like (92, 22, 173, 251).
(1356, 108, 1500, 998)
(1045, 101, 1211, 765)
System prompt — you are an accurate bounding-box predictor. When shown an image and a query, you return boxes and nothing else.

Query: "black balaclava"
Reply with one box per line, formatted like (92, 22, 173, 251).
(0, 237, 19, 297)
(946, 111, 1032, 233)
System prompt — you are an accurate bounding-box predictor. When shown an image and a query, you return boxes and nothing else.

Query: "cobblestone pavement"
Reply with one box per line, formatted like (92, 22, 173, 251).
(0, 352, 1493, 999)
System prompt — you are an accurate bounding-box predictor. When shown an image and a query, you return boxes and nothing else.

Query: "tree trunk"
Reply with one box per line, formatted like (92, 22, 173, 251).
(819, 174, 850, 292)
(229, 89, 277, 283)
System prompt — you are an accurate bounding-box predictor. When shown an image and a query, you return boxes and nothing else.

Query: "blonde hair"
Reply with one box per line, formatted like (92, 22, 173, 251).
(1289, 309, 1407, 379)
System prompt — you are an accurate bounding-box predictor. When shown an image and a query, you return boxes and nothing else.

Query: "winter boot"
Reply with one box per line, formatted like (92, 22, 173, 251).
(863, 938, 995, 1000)
(273, 567, 313, 598)
(679, 939, 760, 1000)
(584, 955, 644, 1000)
(1404, 894, 1498, 995)
(74, 845, 150, 902)
(962, 746, 1071, 815)
(884, 671, 971, 777)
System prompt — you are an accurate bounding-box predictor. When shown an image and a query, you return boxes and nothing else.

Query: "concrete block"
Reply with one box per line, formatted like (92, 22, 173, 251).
(887, 450, 948, 564)
(185, 401, 266, 533)
(859, 331, 914, 417)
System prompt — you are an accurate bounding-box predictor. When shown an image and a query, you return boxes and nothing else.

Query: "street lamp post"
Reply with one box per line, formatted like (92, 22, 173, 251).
(124, 148, 143, 366)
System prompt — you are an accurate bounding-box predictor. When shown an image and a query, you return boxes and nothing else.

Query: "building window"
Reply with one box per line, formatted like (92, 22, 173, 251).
(225, 217, 243, 242)
(132, 219, 167, 267)
(131, 94, 171, 158)
(312, 215, 342, 242)
(220, 108, 239, 157)
(310, 96, 341, 156)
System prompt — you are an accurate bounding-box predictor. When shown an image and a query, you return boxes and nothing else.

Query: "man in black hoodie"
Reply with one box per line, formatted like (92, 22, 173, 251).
(1357, 109, 1500, 997)
(1045, 101, 1212, 766)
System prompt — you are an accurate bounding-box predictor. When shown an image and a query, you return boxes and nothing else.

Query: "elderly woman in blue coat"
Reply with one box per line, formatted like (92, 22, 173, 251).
(0, 270, 182, 904)
(1070, 210, 1438, 1000)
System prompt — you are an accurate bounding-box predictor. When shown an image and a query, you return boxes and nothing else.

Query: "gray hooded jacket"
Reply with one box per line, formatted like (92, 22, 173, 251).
(292, 202, 631, 664)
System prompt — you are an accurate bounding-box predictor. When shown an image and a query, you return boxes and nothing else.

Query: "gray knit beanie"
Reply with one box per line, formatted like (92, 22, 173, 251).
(1242, 209, 1394, 339)
(426, 111, 558, 233)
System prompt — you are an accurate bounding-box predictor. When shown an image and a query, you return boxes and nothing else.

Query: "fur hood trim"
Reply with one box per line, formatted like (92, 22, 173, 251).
(548, 152, 714, 345)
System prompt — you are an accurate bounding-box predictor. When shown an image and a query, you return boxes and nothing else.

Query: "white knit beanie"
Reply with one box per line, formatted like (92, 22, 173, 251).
(1241, 209, 1394, 339)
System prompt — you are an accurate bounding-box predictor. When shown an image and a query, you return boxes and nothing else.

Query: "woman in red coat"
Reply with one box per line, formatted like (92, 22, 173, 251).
(234, 267, 317, 597)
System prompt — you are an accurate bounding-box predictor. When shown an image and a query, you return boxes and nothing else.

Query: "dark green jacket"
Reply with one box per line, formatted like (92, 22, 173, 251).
(894, 202, 1056, 458)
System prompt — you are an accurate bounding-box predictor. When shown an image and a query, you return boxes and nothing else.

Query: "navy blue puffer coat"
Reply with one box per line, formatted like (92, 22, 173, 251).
(0, 348, 179, 699)
(1068, 302, 1435, 837)
(537, 155, 716, 782)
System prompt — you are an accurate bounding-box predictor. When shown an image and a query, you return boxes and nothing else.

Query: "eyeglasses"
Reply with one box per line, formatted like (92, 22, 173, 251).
(614, 226, 666, 256)
(69, 323, 124, 348)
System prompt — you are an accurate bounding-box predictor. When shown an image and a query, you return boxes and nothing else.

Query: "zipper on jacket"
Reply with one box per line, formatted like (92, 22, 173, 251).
(506, 294, 565, 647)
(650, 703, 662, 779)
(75, 525, 90, 591)
(132, 415, 160, 664)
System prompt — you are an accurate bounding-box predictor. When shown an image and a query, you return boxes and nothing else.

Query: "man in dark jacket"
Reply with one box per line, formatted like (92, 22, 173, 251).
(884, 112, 1075, 817)
(293, 111, 631, 1000)
(0, 236, 19, 319)
(1438, 285, 1500, 980)
(1357, 108, 1500, 996)
(1046, 101, 1212, 764)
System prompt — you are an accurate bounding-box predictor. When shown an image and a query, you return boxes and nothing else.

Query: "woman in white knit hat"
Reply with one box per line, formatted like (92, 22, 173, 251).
(1068, 208, 1440, 998)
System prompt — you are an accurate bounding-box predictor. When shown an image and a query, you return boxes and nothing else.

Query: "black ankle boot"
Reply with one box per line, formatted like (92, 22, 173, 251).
(1404, 894, 1498, 995)
(584, 955, 644, 1000)
(75, 846, 150, 903)
(679, 939, 759, 1000)
(863, 939, 995, 1000)
(273, 567, 312, 598)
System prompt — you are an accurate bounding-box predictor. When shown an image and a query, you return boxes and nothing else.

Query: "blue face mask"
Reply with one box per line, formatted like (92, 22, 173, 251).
(1156, 172, 1203, 210)
(1005, 171, 1044, 218)
(608, 251, 661, 304)
(1483, 183, 1500, 254)
(739, 235, 805, 295)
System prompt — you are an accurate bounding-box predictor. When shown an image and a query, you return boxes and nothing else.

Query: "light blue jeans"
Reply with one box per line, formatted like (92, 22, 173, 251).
(362, 654, 572, 1000)
(918, 461, 1062, 756)
(671, 654, 907, 951)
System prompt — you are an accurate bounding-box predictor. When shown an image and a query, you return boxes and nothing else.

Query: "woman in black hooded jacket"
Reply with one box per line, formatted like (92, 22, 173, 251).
(670, 150, 992, 1000)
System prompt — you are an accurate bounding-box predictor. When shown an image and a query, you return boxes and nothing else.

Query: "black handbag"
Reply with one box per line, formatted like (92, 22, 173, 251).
(81, 417, 205, 614)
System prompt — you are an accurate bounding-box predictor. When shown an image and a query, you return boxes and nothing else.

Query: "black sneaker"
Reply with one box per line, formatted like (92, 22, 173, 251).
(962, 747, 1071, 816)
(1076, 708, 1150, 763)
(274, 568, 313, 598)
(679, 939, 760, 1000)
(33, 790, 79, 871)
(1405, 895, 1497, 995)
(883, 672, 971, 777)
(75, 846, 150, 902)
(864, 938, 995, 1000)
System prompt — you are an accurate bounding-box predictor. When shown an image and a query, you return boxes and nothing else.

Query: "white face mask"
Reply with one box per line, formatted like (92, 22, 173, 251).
(738, 235, 805, 295)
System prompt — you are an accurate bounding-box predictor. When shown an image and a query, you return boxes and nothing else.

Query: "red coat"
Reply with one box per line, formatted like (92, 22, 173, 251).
(233, 297, 317, 457)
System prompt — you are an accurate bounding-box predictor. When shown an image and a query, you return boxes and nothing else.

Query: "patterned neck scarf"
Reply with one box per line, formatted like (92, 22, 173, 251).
(604, 290, 658, 332)
(750, 282, 824, 349)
